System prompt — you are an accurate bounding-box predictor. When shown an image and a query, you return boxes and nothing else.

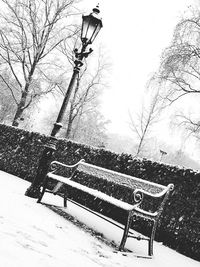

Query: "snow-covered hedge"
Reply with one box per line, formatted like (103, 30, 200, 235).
(0, 123, 199, 261)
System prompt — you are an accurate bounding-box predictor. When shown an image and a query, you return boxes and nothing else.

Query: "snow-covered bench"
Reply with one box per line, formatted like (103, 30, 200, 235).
(37, 159, 174, 256)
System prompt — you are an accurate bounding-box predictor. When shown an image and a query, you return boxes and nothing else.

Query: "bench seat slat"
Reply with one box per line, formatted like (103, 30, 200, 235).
(48, 173, 135, 211)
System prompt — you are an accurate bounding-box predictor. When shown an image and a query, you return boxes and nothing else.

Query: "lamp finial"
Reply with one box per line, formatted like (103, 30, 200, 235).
(93, 4, 100, 14)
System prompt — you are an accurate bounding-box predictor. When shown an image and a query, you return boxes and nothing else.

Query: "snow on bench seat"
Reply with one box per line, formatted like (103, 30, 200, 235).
(48, 173, 135, 211)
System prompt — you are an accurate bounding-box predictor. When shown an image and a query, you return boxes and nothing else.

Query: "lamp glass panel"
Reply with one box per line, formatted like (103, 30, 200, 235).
(81, 13, 102, 44)
(81, 15, 90, 41)
(86, 22, 96, 43)
(90, 23, 102, 43)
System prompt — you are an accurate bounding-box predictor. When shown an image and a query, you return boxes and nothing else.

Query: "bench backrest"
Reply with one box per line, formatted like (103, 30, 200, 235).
(76, 161, 168, 195)
(50, 160, 174, 215)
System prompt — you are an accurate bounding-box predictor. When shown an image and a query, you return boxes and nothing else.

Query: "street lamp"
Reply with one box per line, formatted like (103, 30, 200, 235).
(81, 6, 103, 46)
(25, 5, 103, 198)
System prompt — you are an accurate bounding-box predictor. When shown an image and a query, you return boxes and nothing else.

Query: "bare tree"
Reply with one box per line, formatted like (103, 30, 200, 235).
(129, 88, 163, 157)
(0, 89, 16, 123)
(0, 70, 18, 123)
(157, 6, 200, 102)
(73, 109, 110, 147)
(69, 53, 109, 139)
(56, 42, 111, 141)
(22, 42, 111, 147)
(171, 111, 200, 139)
(156, 4, 200, 138)
(0, 0, 79, 127)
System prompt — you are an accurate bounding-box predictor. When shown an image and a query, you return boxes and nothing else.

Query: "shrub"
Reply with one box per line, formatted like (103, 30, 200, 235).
(0, 123, 199, 261)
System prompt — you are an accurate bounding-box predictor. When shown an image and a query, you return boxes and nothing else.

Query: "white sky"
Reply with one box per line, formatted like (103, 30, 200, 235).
(81, 0, 193, 136)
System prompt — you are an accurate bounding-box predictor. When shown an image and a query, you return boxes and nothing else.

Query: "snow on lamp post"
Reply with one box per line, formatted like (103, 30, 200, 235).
(25, 5, 103, 198)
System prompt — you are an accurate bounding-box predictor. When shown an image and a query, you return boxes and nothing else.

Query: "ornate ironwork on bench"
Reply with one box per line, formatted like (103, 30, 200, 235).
(37, 159, 174, 256)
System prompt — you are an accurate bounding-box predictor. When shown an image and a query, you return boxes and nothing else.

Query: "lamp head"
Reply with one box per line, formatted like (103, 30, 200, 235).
(81, 4, 103, 46)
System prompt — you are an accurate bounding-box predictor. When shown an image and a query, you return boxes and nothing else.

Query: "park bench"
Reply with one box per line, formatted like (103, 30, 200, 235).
(37, 159, 174, 256)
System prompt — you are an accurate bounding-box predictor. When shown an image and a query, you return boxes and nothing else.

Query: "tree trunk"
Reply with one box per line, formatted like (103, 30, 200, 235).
(135, 119, 149, 157)
(12, 105, 24, 127)
(12, 88, 29, 127)
(12, 65, 36, 127)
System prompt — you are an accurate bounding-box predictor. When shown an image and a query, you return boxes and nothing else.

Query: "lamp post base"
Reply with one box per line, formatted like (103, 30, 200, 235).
(25, 137, 57, 198)
(25, 184, 41, 198)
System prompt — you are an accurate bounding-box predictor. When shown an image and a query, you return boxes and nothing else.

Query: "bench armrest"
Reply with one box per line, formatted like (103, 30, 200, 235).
(133, 183, 174, 203)
(133, 183, 174, 218)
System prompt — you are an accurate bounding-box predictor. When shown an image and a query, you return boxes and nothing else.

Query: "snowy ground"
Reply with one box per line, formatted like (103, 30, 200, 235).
(0, 170, 199, 267)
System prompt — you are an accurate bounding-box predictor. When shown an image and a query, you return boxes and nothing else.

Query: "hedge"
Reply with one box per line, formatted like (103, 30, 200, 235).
(0, 123, 199, 261)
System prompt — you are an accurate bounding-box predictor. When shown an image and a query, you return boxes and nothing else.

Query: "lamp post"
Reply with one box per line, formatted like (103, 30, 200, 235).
(25, 5, 103, 198)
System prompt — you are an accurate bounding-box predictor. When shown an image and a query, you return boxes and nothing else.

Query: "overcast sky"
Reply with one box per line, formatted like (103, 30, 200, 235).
(76, 0, 200, 159)
(80, 0, 192, 135)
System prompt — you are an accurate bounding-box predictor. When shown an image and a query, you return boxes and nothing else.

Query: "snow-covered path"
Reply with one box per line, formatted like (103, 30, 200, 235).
(0, 170, 199, 267)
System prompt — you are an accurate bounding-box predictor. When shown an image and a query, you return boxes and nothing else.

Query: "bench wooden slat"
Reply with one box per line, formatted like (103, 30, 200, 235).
(48, 173, 135, 211)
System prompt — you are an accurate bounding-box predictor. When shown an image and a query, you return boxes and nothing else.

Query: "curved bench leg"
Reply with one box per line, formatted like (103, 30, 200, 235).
(119, 212, 132, 251)
(148, 219, 158, 256)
